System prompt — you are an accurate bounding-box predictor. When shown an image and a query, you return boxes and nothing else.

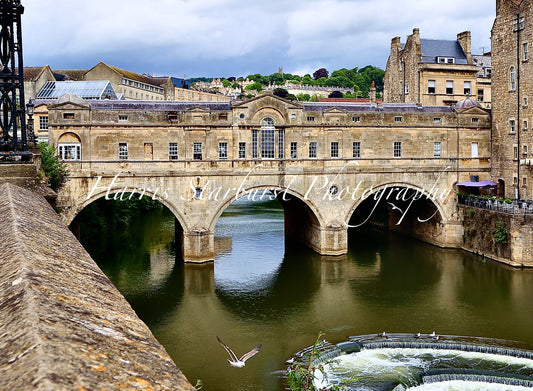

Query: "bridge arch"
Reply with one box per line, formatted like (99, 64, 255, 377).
(208, 185, 324, 232)
(345, 182, 451, 248)
(63, 186, 189, 233)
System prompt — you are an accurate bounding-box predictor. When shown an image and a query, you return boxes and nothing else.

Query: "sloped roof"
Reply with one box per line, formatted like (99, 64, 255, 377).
(53, 69, 87, 81)
(23, 66, 48, 81)
(106, 64, 158, 86)
(37, 81, 118, 100)
(420, 39, 468, 64)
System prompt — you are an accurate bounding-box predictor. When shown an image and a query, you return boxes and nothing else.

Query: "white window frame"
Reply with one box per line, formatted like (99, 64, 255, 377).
(309, 142, 317, 159)
(393, 141, 402, 158)
(290, 142, 297, 159)
(218, 142, 228, 160)
(238, 142, 246, 159)
(330, 141, 339, 158)
(39, 116, 49, 131)
(58, 143, 81, 160)
(434, 142, 442, 157)
(118, 143, 128, 160)
(428, 80, 436, 94)
(471, 142, 479, 158)
(169, 142, 178, 160)
(193, 142, 203, 160)
(353, 141, 361, 158)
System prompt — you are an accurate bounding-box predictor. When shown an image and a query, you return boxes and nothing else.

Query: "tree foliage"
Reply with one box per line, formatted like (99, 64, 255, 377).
(38, 142, 69, 192)
(313, 68, 329, 80)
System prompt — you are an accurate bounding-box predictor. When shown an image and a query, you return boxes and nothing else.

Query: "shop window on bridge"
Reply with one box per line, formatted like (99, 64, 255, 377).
(218, 142, 228, 160)
(434, 142, 442, 157)
(193, 142, 203, 160)
(330, 141, 339, 158)
(252, 129, 258, 159)
(309, 142, 317, 159)
(169, 142, 178, 160)
(58, 144, 81, 160)
(290, 142, 298, 159)
(393, 141, 402, 158)
(118, 143, 128, 160)
(353, 141, 361, 158)
(278, 129, 285, 158)
(238, 142, 246, 159)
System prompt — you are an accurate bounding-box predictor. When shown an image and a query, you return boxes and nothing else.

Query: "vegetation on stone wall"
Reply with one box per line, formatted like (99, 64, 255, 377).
(38, 142, 69, 192)
(493, 221, 509, 244)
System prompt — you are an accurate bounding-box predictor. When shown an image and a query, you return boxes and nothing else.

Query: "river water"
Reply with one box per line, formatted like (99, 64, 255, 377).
(87, 198, 533, 391)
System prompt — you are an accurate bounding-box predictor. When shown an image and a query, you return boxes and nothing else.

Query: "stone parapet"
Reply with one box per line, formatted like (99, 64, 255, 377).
(0, 183, 194, 390)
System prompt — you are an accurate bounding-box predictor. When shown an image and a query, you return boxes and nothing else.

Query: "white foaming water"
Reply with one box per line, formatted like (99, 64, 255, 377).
(407, 380, 533, 390)
(316, 348, 533, 390)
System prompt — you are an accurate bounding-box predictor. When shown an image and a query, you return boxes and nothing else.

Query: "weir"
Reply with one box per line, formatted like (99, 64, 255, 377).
(289, 333, 533, 391)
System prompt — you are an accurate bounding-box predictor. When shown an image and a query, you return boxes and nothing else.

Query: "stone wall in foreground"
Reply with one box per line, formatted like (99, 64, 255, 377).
(0, 183, 194, 390)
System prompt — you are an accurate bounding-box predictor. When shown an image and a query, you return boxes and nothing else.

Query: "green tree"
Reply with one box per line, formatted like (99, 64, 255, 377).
(313, 67, 329, 80)
(38, 142, 69, 192)
(273, 88, 289, 98)
(245, 82, 263, 92)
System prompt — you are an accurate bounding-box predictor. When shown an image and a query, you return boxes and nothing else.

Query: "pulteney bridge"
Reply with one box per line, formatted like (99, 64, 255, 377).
(48, 94, 491, 262)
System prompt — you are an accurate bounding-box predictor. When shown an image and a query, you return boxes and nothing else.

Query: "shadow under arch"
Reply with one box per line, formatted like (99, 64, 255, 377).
(346, 182, 447, 247)
(209, 185, 323, 249)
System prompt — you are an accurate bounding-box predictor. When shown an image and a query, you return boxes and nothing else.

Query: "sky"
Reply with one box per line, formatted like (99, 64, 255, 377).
(22, 0, 495, 79)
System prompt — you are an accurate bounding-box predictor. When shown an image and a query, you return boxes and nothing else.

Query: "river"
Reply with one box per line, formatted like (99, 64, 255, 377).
(84, 197, 533, 391)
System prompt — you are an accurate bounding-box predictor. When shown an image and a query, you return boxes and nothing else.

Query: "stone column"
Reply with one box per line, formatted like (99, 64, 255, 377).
(182, 229, 215, 263)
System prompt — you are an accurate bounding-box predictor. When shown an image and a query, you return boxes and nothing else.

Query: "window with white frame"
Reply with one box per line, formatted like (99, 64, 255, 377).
(39, 116, 49, 131)
(252, 129, 258, 158)
(433, 117, 441, 124)
(524, 42, 529, 61)
(290, 142, 297, 159)
(471, 142, 479, 158)
(58, 143, 81, 160)
(394, 116, 403, 123)
(277, 129, 285, 158)
(118, 143, 128, 160)
(434, 142, 442, 157)
(307, 116, 315, 122)
(393, 141, 402, 158)
(169, 142, 178, 160)
(238, 142, 246, 159)
(193, 142, 203, 160)
(464, 81, 472, 96)
(524, 145, 528, 156)
(514, 146, 519, 160)
(309, 142, 317, 158)
(510, 119, 516, 133)
(353, 141, 361, 158)
(330, 142, 339, 158)
(118, 115, 128, 121)
(477, 89, 484, 102)
(524, 120, 528, 131)
(352, 116, 361, 123)
(428, 80, 436, 94)
(510, 67, 516, 91)
(218, 142, 228, 159)
(446, 81, 454, 95)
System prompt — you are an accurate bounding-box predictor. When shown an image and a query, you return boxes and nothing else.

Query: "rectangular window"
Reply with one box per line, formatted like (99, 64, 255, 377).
(433, 117, 441, 124)
(261, 127, 275, 158)
(193, 142, 203, 160)
(330, 141, 339, 158)
(58, 144, 81, 160)
(118, 115, 128, 121)
(524, 145, 528, 155)
(118, 143, 128, 160)
(352, 116, 361, 123)
(405, 84, 409, 94)
(278, 129, 285, 159)
(510, 119, 516, 133)
(169, 142, 178, 160)
(218, 142, 228, 159)
(472, 117, 479, 124)
(39, 116, 49, 131)
(428, 80, 436, 94)
(394, 116, 403, 123)
(514, 17, 525, 32)
(446, 81, 454, 95)
(524, 120, 528, 131)
(353, 141, 361, 158)
(514, 146, 519, 160)
(252, 129, 258, 158)
(290, 142, 297, 159)
(434, 142, 442, 157)
(477, 89, 484, 102)
(63, 113, 75, 120)
(393, 141, 402, 158)
(238, 142, 246, 159)
(524, 42, 529, 61)
(524, 97, 529, 107)
(464, 81, 472, 96)
(309, 142, 317, 158)
(471, 142, 479, 158)
(307, 116, 315, 122)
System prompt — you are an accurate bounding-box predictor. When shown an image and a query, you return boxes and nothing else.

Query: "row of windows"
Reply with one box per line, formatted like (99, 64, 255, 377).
(114, 141, 446, 160)
(425, 80, 473, 96)
(121, 78, 164, 94)
(509, 118, 531, 132)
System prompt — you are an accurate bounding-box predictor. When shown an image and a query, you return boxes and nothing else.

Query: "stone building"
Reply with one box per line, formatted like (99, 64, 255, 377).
(491, 0, 533, 200)
(384, 29, 490, 107)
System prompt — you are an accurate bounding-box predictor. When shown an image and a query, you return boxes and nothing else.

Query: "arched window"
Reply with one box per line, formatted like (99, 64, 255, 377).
(510, 66, 516, 91)
(58, 132, 81, 160)
(260, 117, 275, 158)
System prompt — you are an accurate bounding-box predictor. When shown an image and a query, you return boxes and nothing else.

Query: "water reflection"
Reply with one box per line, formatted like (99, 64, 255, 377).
(85, 198, 533, 391)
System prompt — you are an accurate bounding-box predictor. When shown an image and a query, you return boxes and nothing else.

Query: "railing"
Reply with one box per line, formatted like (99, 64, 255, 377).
(458, 194, 533, 215)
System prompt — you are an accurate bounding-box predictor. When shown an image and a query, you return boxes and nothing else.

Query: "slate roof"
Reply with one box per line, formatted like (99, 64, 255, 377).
(53, 69, 87, 81)
(420, 39, 469, 64)
(23, 66, 47, 81)
(89, 100, 231, 111)
(303, 102, 453, 113)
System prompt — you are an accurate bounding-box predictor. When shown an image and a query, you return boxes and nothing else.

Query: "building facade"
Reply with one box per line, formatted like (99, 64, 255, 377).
(384, 29, 491, 107)
(491, 0, 533, 200)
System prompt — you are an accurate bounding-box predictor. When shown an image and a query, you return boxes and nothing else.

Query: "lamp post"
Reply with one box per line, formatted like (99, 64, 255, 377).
(26, 99, 35, 145)
(0, 0, 29, 155)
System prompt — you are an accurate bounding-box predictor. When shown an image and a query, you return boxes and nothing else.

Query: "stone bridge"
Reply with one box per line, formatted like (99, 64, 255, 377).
(57, 158, 472, 262)
(47, 94, 492, 262)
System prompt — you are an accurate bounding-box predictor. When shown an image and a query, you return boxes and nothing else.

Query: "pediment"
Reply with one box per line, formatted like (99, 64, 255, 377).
(324, 107, 347, 114)
(48, 101, 90, 110)
(185, 106, 210, 113)
(456, 106, 489, 115)
(232, 92, 302, 110)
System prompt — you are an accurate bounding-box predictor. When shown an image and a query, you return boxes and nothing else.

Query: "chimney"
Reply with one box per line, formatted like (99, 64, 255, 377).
(369, 81, 376, 104)
(457, 31, 472, 63)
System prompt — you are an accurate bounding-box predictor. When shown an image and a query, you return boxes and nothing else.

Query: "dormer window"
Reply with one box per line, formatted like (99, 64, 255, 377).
(437, 57, 455, 64)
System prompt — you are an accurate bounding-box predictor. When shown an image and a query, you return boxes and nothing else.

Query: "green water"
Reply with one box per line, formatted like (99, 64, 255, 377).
(87, 198, 533, 391)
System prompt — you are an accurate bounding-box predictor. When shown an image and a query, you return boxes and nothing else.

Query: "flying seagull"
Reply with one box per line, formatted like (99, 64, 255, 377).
(216, 336, 262, 368)
(388, 202, 404, 214)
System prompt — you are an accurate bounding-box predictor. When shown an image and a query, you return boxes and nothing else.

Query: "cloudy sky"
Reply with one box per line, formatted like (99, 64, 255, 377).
(22, 0, 495, 78)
